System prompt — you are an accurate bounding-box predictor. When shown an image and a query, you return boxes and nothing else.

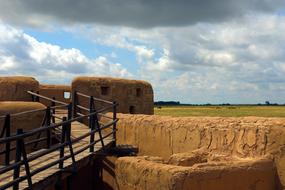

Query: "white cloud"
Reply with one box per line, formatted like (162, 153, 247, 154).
(83, 26, 155, 64)
(0, 23, 132, 84)
(1, 10, 285, 103)
(69, 13, 285, 103)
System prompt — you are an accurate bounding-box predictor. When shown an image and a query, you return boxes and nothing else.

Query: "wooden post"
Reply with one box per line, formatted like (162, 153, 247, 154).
(67, 103, 72, 120)
(13, 129, 23, 190)
(59, 117, 67, 169)
(20, 137, 32, 188)
(112, 101, 117, 147)
(89, 96, 93, 129)
(66, 121, 76, 171)
(72, 91, 77, 118)
(4, 114, 10, 166)
(46, 106, 51, 149)
(51, 97, 56, 124)
(95, 113, 105, 150)
(36, 91, 40, 102)
(30, 90, 35, 102)
(89, 96, 95, 152)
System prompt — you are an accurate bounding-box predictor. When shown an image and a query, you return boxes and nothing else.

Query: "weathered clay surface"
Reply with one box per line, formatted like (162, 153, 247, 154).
(72, 77, 153, 114)
(0, 76, 39, 101)
(39, 84, 71, 106)
(115, 114, 285, 187)
(116, 156, 277, 190)
(168, 149, 208, 166)
(0, 101, 46, 163)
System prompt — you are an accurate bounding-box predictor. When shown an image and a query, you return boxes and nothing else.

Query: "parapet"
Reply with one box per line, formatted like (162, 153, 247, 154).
(72, 77, 154, 114)
(0, 76, 39, 101)
(115, 114, 285, 187)
(116, 156, 276, 190)
(0, 101, 46, 163)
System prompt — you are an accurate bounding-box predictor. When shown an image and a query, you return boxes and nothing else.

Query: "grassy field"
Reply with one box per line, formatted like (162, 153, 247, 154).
(154, 105, 285, 117)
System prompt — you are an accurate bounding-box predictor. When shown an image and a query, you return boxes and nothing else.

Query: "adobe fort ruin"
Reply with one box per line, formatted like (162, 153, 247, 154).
(0, 76, 153, 114)
(72, 77, 154, 115)
(0, 76, 285, 190)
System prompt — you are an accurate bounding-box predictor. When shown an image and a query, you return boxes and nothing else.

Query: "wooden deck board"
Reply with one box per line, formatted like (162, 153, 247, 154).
(0, 110, 113, 190)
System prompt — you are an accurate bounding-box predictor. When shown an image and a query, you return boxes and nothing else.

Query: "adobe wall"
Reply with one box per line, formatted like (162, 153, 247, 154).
(0, 101, 45, 163)
(39, 84, 71, 106)
(0, 76, 39, 101)
(72, 77, 153, 115)
(115, 114, 285, 187)
(116, 156, 277, 190)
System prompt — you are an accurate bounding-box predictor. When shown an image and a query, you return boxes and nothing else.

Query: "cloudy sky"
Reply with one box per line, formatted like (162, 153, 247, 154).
(0, 0, 285, 104)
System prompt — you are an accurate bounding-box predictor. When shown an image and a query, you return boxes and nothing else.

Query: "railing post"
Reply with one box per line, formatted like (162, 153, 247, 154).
(4, 114, 11, 166)
(93, 102, 105, 150)
(68, 103, 72, 120)
(89, 96, 93, 129)
(59, 117, 67, 169)
(112, 101, 117, 147)
(32, 110, 48, 150)
(51, 97, 56, 123)
(72, 91, 77, 118)
(46, 106, 51, 149)
(20, 135, 33, 188)
(13, 129, 23, 190)
(89, 96, 95, 152)
(66, 120, 76, 171)
(36, 91, 40, 102)
(31, 90, 35, 102)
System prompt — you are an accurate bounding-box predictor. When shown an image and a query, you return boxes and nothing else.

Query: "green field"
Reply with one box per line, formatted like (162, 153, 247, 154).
(154, 105, 285, 117)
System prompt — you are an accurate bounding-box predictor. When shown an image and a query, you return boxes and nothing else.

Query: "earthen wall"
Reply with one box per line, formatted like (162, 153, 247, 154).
(72, 77, 154, 115)
(115, 114, 285, 187)
(0, 102, 45, 163)
(0, 77, 39, 101)
(116, 157, 277, 190)
(39, 84, 71, 106)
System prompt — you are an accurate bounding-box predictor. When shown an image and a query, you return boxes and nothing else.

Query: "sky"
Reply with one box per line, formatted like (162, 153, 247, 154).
(0, 1, 285, 104)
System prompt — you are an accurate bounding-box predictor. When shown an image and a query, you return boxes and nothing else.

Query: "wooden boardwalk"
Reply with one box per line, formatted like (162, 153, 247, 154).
(0, 91, 118, 190)
(0, 111, 113, 190)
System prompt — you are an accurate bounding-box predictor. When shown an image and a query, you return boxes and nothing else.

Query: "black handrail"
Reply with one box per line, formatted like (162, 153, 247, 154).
(0, 104, 67, 119)
(0, 91, 118, 190)
(72, 91, 118, 149)
(27, 91, 68, 106)
(0, 104, 115, 144)
(76, 91, 113, 104)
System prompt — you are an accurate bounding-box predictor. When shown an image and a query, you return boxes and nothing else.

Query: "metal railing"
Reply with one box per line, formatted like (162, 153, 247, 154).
(73, 91, 117, 148)
(0, 91, 118, 190)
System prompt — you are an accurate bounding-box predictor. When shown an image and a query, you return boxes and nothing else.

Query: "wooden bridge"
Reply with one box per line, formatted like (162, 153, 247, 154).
(0, 91, 119, 190)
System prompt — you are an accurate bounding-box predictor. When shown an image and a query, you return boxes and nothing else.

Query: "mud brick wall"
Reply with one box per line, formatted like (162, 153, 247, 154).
(39, 84, 71, 106)
(116, 157, 276, 190)
(0, 76, 39, 101)
(0, 102, 46, 164)
(72, 77, 154, 115)
(116, 114, 285, 187)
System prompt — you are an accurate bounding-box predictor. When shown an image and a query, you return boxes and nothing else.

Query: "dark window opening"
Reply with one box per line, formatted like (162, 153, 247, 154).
(129, 106, 135, 114)
(64, 91, 71, 99)
(101, 86, 110, 95)
(136, 88, 142, 97)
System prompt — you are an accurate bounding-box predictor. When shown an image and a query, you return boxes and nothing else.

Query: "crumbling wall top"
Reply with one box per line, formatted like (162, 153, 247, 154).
(72, 76, 152, 87)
